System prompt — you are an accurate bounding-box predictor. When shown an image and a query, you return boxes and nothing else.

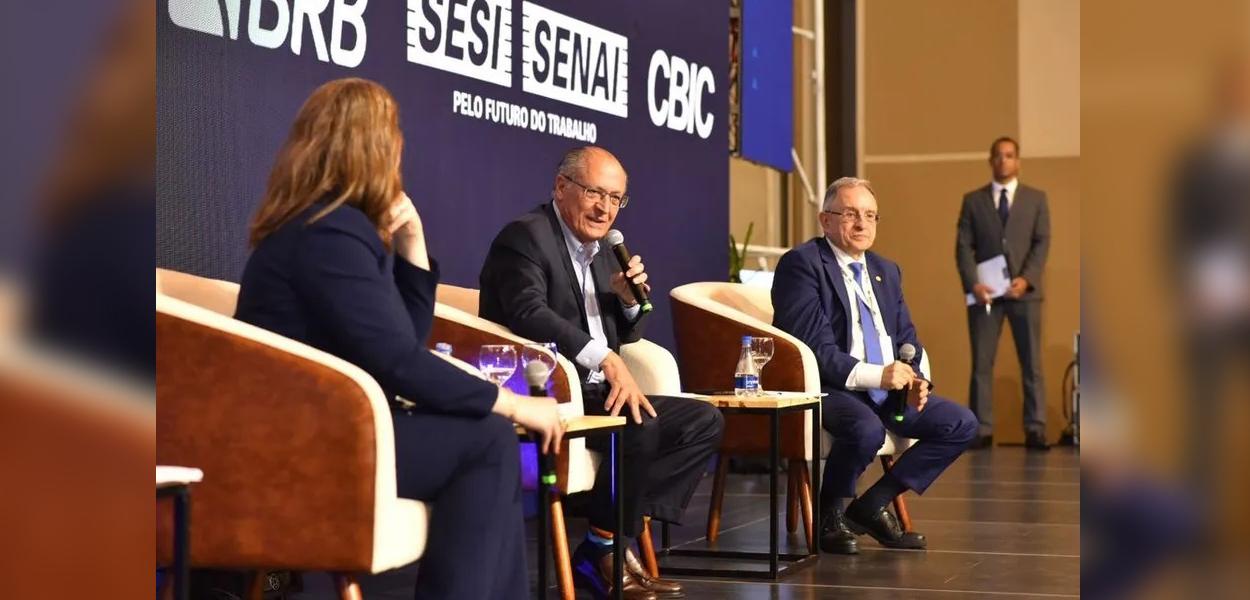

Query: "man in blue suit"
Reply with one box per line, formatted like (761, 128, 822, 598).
(772, 177, 978, 554)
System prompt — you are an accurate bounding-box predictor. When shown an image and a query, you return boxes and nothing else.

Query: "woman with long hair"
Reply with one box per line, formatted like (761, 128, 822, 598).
(235, 78, 563, 598)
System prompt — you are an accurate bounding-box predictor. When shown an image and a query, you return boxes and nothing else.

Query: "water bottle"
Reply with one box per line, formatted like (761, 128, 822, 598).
(434, 342, 453, 356)
(734, 335, 759, 397)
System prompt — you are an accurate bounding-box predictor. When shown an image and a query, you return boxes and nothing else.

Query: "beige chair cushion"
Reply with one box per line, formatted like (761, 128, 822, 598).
(620, 339, 682, 396)
(156, 268, 240, 316)
(435, 283, 480, 315)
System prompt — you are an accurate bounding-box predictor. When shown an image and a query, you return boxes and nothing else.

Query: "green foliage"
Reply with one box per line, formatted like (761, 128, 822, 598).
(728, 222, 754, 283)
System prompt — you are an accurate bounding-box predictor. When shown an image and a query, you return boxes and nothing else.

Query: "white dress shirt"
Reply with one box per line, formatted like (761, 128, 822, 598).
(826, 239, 931, 390)
(991, 177, 1018, 211)
(553, 204, 640, 383)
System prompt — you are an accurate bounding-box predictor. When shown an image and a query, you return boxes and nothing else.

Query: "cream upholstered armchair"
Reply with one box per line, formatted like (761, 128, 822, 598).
(156, 269, 426, 600)
(669, 282, 918, 550)
(433, 284, 594, 600)
(434, 284, 680, 584)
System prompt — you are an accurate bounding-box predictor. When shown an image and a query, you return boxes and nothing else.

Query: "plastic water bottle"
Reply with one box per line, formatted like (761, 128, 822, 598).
(734, 335, 759, 397)
(434, 342, 453, 355)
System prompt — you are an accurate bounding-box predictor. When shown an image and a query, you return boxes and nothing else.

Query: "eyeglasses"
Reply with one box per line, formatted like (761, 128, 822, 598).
(822, 209, 880, 224)
(561, 175, 630, 208)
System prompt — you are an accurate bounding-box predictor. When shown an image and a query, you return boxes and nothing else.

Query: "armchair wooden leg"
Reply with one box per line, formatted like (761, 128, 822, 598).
(332, 573, 362, 600)
(786, 459, 801, 534)
(879, 455, 914, 532)
(548, 495, 575, 600)
(246, 571, 266, 600)
(798, 463, 815, 553)
(639, 517, 660, 578)
(705, 453, 729, 543)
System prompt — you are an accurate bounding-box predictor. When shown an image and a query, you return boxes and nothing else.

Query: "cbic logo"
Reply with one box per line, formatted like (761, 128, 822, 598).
(167, 0, 368, 68)
(647, 50, 715, 140)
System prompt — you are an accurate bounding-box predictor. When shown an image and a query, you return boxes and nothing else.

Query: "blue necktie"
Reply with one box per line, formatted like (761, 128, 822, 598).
(849, 262, 888, 405)
(998, 188, 1010, 225)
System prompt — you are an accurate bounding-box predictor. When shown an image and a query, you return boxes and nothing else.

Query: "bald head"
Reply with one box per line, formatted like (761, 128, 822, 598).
(557, 146, 626, 182)
(553, 146, 628, 243)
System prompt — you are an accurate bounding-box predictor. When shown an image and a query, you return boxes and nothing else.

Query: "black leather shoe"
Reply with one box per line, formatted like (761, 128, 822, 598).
(624, 548, 684, 598)
(844, 502, 927, 550)
(1025, 431, 1050, 451)
(971, 434, 993, 449)
(571, 541, 657, 600)
(818, 510, 859, 555)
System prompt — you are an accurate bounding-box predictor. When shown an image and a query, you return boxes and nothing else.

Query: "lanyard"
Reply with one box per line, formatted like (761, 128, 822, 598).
(843, 264, 880, 319)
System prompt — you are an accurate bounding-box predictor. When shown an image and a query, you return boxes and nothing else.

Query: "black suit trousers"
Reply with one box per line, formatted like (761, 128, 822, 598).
(580, 385, 724, 538)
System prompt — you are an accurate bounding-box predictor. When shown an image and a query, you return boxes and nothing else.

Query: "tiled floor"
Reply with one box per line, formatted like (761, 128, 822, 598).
(292, 445, 1079, 599)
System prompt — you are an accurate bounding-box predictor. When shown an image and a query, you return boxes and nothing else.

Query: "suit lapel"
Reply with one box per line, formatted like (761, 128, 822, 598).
(591, 252, 619, 349)
(1005, 186, 1032, 243)
(817, 239, 854, 344)
(865, 254, 896, 337)
(982, 185, 1005, 237)
(542, 204, 590, 331)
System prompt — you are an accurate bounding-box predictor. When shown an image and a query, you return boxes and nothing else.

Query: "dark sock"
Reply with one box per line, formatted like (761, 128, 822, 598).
(853, 472, 907, 515)
(824, 497, 847, 517)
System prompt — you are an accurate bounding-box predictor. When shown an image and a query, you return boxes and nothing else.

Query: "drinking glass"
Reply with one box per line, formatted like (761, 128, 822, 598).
(478, 344, 518, 387)
(521, 342, 559, 391)
(751, 336, 774, 392)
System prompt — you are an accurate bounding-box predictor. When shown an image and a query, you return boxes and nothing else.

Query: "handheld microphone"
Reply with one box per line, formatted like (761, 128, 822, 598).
(604, 229, 653, 314)
(895, 344, 917, 422)
(525, 361, 557, 487)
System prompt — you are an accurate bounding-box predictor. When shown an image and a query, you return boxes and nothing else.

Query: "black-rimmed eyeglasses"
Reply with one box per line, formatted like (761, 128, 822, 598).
(561, 175, 630, 208)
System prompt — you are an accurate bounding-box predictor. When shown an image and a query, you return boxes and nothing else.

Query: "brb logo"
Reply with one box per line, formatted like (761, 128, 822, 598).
(647, 50, 715, 140)
(521, 2, 628, 118)
(406, 0, 513, 88)
(167, 0, 368, 68)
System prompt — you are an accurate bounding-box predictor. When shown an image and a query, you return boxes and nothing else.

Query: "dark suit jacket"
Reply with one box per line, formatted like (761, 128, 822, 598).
(772, 237, 927, 392)
(479, 203, 647, 382)
(234, 202, 498, 418)
(955, 183, 1050, 301)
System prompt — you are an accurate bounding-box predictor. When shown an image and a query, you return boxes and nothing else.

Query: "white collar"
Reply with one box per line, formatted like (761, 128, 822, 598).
(991, 178, 1018, 198)
(826, 238, 866, 271)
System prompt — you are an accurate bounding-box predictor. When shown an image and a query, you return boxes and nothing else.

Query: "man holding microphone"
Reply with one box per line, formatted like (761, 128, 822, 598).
(479, 146, 723, 599)
(772, 177, 978, 555)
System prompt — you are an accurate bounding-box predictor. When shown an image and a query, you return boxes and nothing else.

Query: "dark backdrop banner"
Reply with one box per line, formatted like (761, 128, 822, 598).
(157, 0, 729, 351)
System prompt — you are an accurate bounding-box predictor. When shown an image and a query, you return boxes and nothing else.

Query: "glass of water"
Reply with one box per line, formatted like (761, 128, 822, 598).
(521, 342, 559, 388)
(478, 344, 518, 387)
(751, 336, 774, 392)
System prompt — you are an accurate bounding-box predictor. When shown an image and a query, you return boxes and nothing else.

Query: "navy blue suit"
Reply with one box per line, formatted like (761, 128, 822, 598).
(235, 203, 526, 599)
(772, 238, 977, 505)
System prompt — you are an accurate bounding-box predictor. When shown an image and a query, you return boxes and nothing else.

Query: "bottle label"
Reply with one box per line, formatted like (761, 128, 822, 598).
(734, 374, 759, 391)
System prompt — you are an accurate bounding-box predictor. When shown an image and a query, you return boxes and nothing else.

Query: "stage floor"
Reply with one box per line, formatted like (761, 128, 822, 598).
(293, 445, 1080, 599)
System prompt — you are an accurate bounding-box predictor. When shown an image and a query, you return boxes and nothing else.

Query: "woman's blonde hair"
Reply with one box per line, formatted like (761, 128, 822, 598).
(249, 78, 403, 248)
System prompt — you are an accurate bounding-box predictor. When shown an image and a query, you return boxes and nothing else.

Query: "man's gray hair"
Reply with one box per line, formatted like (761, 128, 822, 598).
(822, 176, 876, 212)
(556, 147, 593, 179)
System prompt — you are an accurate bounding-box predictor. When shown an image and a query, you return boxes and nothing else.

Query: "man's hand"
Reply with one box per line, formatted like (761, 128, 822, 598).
(972, 283, 994, 305)
(610, 254, 651, 306)
(907, 379, 930, 412)
(879, 361, 916, 391)
(600, 352, 657, 424)
(1004, 277, 1029, 299)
